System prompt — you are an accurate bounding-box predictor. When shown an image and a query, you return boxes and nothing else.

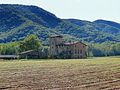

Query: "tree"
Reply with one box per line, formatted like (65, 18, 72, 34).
(20, 34, 41, 52)
(0, 42, 19, 55)
(112, 43, 120, 55)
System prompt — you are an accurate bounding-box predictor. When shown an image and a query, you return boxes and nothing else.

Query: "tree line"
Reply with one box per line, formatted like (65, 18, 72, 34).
(0, 34, 49, 58)
(88, 42, 120, 57)
(0, 34, 120, 58)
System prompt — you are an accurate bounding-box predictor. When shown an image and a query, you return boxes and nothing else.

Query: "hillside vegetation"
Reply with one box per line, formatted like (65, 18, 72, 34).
(0, 4, 120, 44)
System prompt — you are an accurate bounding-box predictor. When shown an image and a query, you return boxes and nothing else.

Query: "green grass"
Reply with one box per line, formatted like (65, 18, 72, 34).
(0, 57, 120, 89)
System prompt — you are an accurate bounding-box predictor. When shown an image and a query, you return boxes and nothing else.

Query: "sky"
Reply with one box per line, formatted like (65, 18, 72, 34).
(0, 0, 120, 23)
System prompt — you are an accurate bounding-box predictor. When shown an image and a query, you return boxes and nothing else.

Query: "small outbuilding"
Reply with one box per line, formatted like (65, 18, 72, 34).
(19, 50, 40, 59)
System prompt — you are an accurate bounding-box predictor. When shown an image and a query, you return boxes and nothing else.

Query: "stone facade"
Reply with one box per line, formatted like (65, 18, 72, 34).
(50, 35, 87, 59)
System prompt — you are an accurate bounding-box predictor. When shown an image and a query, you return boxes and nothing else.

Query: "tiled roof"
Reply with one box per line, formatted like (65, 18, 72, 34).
(64, 41, 79, 45)
(56, 41, 87, 46)
(64, 41, 87, 46)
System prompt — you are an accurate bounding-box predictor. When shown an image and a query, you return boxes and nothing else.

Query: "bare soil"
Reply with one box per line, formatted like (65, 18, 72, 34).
(0, 57, 120, 90)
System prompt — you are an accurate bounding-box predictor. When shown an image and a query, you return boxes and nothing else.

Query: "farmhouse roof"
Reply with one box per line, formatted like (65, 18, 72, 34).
(64, 41, 87, 46)
(64, 41, 79, 45)
(20, 50, 34, 55)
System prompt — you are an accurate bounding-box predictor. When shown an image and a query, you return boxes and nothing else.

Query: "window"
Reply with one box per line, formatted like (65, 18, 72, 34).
(81, 50, 82, 53)
(75, 50, 77, 54)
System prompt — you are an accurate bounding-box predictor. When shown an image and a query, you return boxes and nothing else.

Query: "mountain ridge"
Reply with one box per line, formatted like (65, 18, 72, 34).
(0, 4, 120, 43)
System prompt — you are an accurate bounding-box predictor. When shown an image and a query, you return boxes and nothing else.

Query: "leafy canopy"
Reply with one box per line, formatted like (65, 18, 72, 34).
(20, 34, 41, 51)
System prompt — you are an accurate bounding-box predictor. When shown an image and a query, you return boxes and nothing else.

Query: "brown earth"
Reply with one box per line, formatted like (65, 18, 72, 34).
(0, 57, 120, 90)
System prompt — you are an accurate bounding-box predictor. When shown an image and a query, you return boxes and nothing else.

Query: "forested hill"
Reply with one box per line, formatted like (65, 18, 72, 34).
(0, 4, 120, 43)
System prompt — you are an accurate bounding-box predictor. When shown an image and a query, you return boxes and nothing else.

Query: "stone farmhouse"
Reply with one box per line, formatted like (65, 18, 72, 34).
(49, 35, 87, 59)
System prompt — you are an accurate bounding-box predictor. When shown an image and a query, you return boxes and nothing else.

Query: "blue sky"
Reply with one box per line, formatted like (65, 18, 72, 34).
(0, 0, 120, 23)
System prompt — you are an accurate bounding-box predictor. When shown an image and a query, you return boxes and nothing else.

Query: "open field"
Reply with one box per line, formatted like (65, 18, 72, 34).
(0, 57, 120, 90)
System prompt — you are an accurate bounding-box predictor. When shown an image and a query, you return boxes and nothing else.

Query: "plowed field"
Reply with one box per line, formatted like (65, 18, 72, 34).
(0, 57, 120, 90)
